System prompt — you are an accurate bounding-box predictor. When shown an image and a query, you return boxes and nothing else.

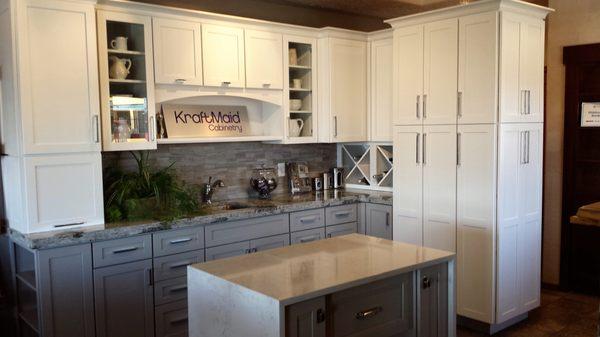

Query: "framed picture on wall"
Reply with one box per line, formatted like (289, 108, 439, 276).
(581, 102, 600, 127)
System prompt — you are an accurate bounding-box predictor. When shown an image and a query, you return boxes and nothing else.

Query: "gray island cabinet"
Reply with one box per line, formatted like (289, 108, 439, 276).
(188, 234, 455, 337)
(8, 198, 393, 337)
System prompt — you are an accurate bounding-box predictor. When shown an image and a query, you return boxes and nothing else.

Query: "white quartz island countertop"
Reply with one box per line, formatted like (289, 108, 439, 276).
(188, 234, 456, 337)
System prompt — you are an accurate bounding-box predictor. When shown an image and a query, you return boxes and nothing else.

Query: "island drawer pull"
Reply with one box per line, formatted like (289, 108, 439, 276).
(168, 285, 188, 293)
(169, 238, 193, 245)
(299, 235, 319, 243)
(170, 316, 188, 325)
(169, 261, 192, 269)
(334, 211, 351, 217)
(355, 306, 383, 320)
(54, 221, 85, 228)
(112, 246, 139, 254)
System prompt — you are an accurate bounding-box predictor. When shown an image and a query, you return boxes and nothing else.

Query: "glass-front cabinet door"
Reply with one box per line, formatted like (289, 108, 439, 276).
(97, 10, 157, 151)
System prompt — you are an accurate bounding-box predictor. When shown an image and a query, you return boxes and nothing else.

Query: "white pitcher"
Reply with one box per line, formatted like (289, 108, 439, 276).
(109, 56, 132, 80)
(289, 118, 304, 137)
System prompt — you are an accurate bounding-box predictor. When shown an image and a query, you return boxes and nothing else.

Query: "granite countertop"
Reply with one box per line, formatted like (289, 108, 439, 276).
(189, 234, 454, 305)
(10, 189, 392, 250)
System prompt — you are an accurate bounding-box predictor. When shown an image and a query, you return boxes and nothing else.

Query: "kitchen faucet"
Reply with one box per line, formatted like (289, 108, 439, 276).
(202, 177, 225, 204)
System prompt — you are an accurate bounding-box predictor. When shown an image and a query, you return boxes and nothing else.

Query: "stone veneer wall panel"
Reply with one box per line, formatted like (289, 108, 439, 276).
(102, 142, 337, 201)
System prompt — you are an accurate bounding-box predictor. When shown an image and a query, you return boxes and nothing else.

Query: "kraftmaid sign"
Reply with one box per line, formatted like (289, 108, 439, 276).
(160, 104, 250, 138)
(581, 103, 600, 127)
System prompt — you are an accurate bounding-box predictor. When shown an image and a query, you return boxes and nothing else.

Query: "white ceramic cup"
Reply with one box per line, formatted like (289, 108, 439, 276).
(292, 79, 302, 89)
(110, 36, 128, 51)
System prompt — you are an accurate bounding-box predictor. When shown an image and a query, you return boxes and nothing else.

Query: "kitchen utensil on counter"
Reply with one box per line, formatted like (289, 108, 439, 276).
(289, 99, 303, 111)
(289, 118, 304, 137)
(323, 172, 332, 190)
(289, 48, 298, 65)
(333, 167, 344, 189)
(109, 56, 132, 80)
(292, 79, 302, 89)
(110, 36, 128, 50)
(250, 167, 278, 199)
(313, 177, 323, 191)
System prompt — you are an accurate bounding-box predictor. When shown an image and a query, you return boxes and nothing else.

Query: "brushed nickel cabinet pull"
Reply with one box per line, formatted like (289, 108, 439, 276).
(526, 130, 531, 164)
(355, 306, 383, 320)
(222, 81, 231, 85)
(169, 285, 188, 293)
(527, 90, 532, 115)
(53, 221, 85, 228)
(93, 115, 100, 143)
(457, 92, 462, 118)
(422, 133, 427, 165)
(169, 238, 193, 245)
(149, 116, 156, 141)
(423, 94, 428, 119)
(520, 131, 526, 164)
(169, 261, 192, 269)
(416, 133, 420, 164)
(334, 116, 338, 137)
(457, 132, 462, 166)
(112, 246, 139, 254)
(174, 78, 186, 83)
(299, 235, 318, 243)
(416, 95, 421, 119)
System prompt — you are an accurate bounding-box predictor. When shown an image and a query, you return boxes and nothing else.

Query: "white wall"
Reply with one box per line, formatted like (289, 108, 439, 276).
(543, 0, 600, 285)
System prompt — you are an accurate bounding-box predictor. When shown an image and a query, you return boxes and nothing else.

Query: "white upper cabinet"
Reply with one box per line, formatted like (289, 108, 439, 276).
(393, 25, 424, 126)
(202, 24, 245, 88)
(245, 30, 283, 89)
(152, 18, 203, 85)
(369, 37, 393, 141)
(500, 12, 545, 123)
(458, 12, 498, 124)
(423, 19, 458, 125)
(16, 0, 100, 154)
(393, 19, 458, 126)
(318, 37, 367, 143)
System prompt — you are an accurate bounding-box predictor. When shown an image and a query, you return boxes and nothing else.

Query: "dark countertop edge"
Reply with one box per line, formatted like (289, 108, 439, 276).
(9, 191, 392, 250)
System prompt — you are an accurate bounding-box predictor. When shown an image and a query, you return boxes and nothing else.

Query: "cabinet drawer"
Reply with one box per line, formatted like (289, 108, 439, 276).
(155, 300, 188, 337)
(251, 234, 289, 253)
(92, 235, 152, 268)
(326, 222, 357, 238)
(153, 227, 204, 257)
(205, 241, 250, 261)
(290, 228, 325, 245)
(326, 204, 358, 226)
(290, 208, 325, 232)
(155, 276, 188, 306)
(204, 214, 289, 247)
(154, 250, 204, 282)
(329, 273, 413, 337)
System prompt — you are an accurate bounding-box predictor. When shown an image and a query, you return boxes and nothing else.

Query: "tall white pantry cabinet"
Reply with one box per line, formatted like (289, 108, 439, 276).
(388, 0, 552, 329)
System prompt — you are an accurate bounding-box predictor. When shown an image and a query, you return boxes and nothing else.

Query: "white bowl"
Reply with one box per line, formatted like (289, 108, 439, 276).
(290, 99, 302, 111)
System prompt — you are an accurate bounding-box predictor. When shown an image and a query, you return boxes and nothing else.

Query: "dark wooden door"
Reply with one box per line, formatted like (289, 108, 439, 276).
(561, 43, 600, 294)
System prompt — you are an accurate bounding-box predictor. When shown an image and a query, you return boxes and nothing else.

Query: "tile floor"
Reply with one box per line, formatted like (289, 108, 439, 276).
(458, 289, 599, 337)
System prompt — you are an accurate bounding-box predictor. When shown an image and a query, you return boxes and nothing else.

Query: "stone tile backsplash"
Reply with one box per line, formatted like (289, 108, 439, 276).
(102, 142, 337, 201)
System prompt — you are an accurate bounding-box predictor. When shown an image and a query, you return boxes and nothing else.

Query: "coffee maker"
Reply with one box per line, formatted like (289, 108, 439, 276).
(287, 162, 312, 194)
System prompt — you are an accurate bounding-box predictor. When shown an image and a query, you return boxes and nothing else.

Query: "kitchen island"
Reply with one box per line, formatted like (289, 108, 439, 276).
(188, 234, 455, 337)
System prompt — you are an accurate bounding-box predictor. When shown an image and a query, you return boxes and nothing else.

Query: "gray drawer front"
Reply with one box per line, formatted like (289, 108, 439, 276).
(329, 273, 413, 337)
(205, 241, 250, 261)
(204, 214, 289, 247)
(326, 222, 357, 239)
(290, 228, 325, 244)
(153, 227, 204, 257)
(154, 250, 205, 282)
(290, 208, 325, 232)
(155, 276, 188, 306)
(250, 234, 290, 253)
(92, 235, 152, 268)
(326, 204, 358, 226)
(155, 300, 188, 337)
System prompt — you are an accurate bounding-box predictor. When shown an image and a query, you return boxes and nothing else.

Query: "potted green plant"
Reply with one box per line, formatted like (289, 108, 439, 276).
(103, 151, 201, 222)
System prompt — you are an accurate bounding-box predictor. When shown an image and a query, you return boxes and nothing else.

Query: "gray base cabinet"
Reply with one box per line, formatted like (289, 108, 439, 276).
(37, 244, 95, 337)
(155, 300, 188, 337)
(93, 259, 154, 337)
(418, 263, 449, 337)
(365, 204, 392, 239)
(286, 297, 326, 337)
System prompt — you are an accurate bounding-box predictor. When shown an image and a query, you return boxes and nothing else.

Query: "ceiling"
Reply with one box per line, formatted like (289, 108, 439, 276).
(134, 0, 549, 31)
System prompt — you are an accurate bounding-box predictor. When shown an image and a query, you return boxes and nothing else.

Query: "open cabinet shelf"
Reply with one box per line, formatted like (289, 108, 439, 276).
(338, 143, 393, 191)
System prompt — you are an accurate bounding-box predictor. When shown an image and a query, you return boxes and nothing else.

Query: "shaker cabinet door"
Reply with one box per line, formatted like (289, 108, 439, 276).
(94, 260, 154, 337)
(370, 38, 393, 141)
(201, 24, 245, 88)
(152, 18, 203, 85)
(286, 297, 326, 337)
(393, 25, 424, 126)
(17, 0, 100, 154)
(365, 203, 392, 240)
(245, 29, 283, 89)
(423, 18, 458, 125)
